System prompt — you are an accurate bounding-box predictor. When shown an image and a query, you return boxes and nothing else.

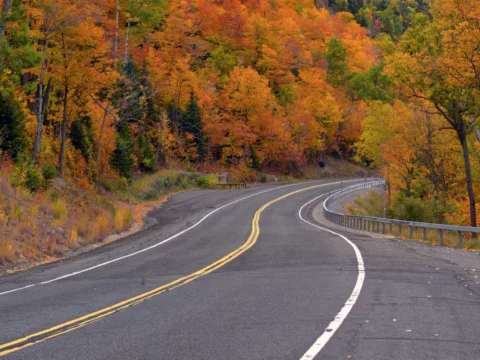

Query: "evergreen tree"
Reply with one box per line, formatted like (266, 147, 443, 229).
(182, 90, 205, 162)
(249, 144, 260, 169)
(110, 121, 134, 179)
(111, 59, 144, 124)
(0, 91, 27, 161)
(70, 110, 96, 162)
(137, 134, 155, 172)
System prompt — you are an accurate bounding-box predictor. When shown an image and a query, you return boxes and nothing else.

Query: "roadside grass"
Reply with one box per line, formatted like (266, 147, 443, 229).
(344, 190, 480, 250)
(0, 172, 134, 267)
(98, 170, 217, 202)
(346, 191, 384, 217)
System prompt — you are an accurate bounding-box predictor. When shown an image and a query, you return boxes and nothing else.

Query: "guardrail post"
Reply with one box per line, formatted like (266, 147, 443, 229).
(423, 227, 427, 240)
(409, 226, 414, 239)
(439, 229, 444, 246)
(389, 223, 393, 233)
(398, 224, 402, 236)
(382, 222, 386, 234)
(458, 231, 463, 249)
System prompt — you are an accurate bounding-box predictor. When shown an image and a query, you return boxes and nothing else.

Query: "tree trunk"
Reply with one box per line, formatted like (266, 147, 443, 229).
(32, 38, 48, 163)
(114, 0, 120, 69)
(124, 20, 131, 64)
(58, 84, 68, 178)
(42, 77, 53, 120)
(0, 0, 11, 42)
(470, 115, 480, 143)
(96, 108, 109, 171)
(458, 127, 477, 231)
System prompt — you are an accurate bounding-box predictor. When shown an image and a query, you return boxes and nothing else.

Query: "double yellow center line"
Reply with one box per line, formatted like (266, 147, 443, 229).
(0, 181, 351, 357)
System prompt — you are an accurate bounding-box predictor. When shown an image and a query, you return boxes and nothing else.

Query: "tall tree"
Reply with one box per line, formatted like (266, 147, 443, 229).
(387, 11, 479, 228)
(182, 90, 205, 163)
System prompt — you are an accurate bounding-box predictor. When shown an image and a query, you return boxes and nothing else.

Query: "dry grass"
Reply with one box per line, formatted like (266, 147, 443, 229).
(0, 172, 135, 267)
(114, 206, 133, 233)
(345, 190, 480, 250)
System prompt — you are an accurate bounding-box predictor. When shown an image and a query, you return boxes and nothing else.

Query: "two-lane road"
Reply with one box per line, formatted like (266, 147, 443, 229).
(0, 180, 479, 359)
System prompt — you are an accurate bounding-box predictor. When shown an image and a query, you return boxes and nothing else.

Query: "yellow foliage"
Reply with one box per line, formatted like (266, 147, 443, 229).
(51, 200, 68, 222)
(114, 207, 133, 233)
(69, 228, 78, 248)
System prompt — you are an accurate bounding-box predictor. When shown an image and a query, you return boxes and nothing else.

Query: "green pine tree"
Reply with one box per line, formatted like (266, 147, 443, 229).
(110, 121, 134, 179)
(70, 111, 96, 161)
(0, 91, 27, 161)
(137, 134, 155, 172)
(249, 144, 260, 169)
(182, 90, 205, 162)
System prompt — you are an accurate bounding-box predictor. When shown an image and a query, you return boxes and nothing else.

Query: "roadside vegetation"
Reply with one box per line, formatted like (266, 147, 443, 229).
(346, 191, 480, 250)
(0, 169, 133, 266)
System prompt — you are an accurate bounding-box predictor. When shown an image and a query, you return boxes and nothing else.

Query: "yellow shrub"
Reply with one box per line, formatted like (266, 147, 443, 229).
(97, 215, 111, 238)
(114, 206, 133, 233)
(0, 209, 8, 227)
(51, 199, 68, 222)
(69, 228, 78, 247)
(0, 239, 15, 264)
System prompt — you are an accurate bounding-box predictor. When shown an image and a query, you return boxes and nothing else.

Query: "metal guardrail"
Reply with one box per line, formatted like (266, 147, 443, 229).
(215, 183, 247, 189)
(323, 180, 480, 248)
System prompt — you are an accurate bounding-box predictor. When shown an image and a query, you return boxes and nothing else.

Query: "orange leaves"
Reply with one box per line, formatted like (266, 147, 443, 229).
(13, 0, 383, 177)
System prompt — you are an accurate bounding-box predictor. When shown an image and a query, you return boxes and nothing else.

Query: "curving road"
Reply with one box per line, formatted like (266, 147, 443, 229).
(0, 179, 479, 359)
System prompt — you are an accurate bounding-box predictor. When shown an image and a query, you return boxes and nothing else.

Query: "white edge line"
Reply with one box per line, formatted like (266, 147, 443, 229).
(0, 284, 35, 296)
(0, 181, 322, 296)
(298, 193, 365, 359)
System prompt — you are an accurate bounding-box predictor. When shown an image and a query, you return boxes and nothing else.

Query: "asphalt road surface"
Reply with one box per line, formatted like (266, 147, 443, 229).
(0, 179, 479, 360)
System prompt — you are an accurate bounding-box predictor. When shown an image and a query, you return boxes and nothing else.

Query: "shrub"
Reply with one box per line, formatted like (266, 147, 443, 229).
(48, 190, 60, 202)
(114, 206, 133, 233)
(259, 174, 267, 183)
(69, 228, 78, 247)
(197, 174, 217, 188)
(42, 163, 57, 181)
(51, 199, 68, 222)
(25, 166, 44, 192)
(388, 193, 434, 223)
(0, 239, 15, 265)
(230, 163, 256, 182)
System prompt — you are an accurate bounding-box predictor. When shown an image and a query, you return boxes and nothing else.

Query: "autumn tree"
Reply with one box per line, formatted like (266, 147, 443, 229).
(387, 9, 479, 228)
(46, 2, 108, 177)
